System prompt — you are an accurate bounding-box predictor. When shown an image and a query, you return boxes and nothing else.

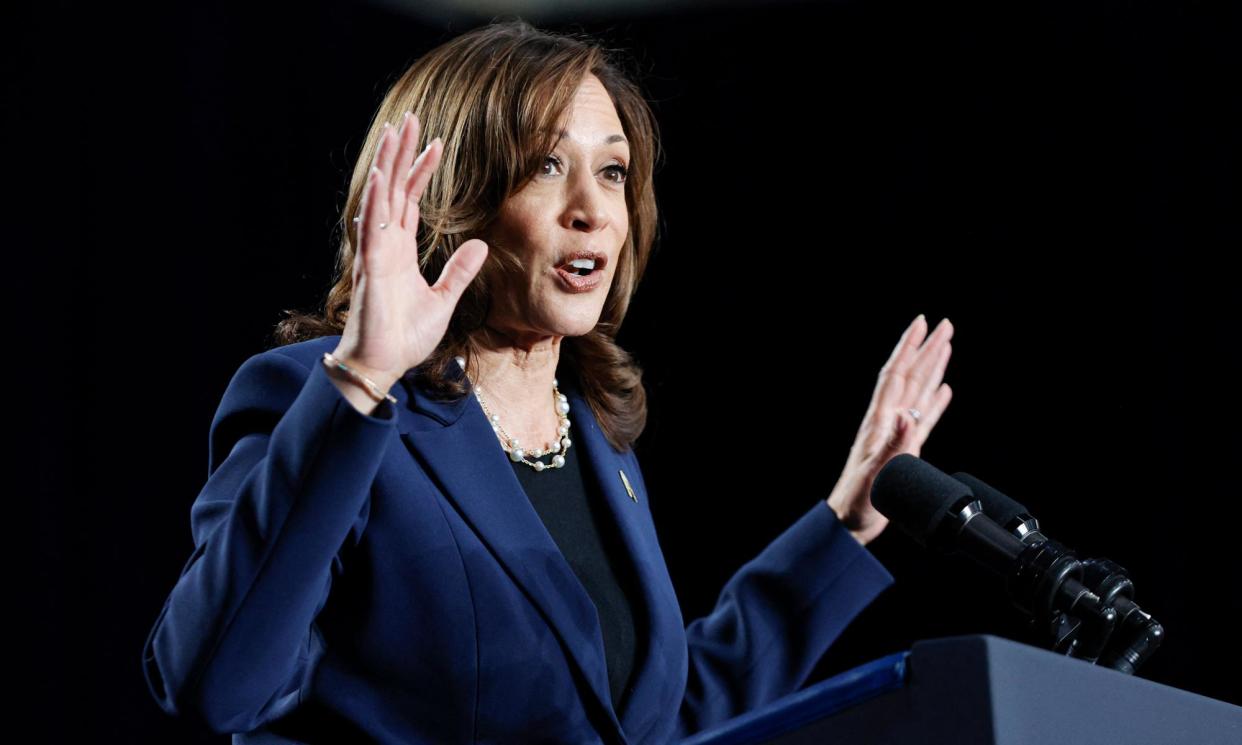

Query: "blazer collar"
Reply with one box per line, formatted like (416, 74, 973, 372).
(392, 364, 681, 742)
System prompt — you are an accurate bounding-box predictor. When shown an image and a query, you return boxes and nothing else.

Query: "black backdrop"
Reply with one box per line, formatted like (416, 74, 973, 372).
(17, 0, 1239, 741)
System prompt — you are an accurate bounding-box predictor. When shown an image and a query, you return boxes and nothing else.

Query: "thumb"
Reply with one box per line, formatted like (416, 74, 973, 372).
(435, 239, 489, 299)
(888, 410, 907, 450)
(867, 411, 907, 469)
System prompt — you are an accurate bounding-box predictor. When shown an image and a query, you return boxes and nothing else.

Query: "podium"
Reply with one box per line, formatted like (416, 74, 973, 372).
(680, 634, 1242, 745)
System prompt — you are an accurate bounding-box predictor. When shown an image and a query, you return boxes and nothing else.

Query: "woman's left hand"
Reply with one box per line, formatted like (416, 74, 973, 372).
(826, 314, 954, 545)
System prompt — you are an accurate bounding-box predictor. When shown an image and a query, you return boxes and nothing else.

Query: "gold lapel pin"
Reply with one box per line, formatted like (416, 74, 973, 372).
(618, 469, 638, 502)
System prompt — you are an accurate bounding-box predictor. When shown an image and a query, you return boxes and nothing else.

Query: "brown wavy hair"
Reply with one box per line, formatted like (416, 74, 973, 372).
(271, 18, 662, 453)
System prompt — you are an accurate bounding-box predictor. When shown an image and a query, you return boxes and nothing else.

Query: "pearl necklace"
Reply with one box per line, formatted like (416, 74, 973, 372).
(457, 356, 573, 471)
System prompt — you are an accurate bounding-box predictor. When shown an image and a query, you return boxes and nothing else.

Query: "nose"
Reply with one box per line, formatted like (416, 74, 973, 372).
(562, 169, 611, 234)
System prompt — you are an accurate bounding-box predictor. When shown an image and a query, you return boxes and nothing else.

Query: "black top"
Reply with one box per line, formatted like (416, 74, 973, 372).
(510, 432, 643, 713)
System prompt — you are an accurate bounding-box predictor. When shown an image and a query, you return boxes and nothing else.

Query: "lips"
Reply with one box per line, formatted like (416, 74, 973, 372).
(555, 264, 605, 292)
(553, 249, 607, 293)
(555, 250, 608, 273)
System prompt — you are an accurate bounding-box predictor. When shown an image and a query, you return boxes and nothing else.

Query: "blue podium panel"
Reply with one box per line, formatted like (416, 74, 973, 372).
(685, 635, 1242, 745)
(679, 651, 909, 745)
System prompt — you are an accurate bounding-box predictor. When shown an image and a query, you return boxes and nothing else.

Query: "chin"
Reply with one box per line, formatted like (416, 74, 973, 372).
(552, 311, 605, 337)
(560, 320, 603, 337)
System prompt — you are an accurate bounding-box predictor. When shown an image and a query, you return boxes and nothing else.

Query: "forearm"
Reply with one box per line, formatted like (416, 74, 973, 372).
(142, 353, 395, 732)
(676, 499, 895, 736)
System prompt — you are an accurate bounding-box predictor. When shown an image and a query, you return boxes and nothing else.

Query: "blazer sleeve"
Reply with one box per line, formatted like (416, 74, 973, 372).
(672, 493, 896, 738)
(140, 349, 398, 734)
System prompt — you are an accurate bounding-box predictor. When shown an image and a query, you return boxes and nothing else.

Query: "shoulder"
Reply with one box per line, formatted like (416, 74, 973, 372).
(258, 334, 343, 371)
(214, 335, 344, 419)
(221, 334, 343, 397)
(205, 335, 346, 474)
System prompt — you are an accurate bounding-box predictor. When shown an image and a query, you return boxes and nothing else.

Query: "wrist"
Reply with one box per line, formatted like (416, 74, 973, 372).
(825, 490, 871, 546)
(825, 486, 851, 526)
(323, 352, 399, 404)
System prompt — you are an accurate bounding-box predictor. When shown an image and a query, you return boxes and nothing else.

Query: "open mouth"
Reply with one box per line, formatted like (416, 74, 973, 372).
(555, 261, 605, 292)
(553, 251, 607, 292)
(557, 255, 605, 274)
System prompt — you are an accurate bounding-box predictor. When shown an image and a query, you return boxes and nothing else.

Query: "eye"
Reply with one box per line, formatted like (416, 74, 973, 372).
(541, 155, 561, 177)
(604, 163, 629, 184)
(541, 155, 629, 185)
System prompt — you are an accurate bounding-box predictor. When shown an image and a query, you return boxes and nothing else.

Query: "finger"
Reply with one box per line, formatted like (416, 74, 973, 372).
(897, 319, 953, 408)
(928, 341, 952, 398)
(355, 126, 395, 251)
(401, 137, 442, 230)
(891, 409, 908, 447)
(358, 165, 390, 264)
(906, 383, 951, 444)
(916, 383, 953, 433)
(375, 122, 399, 186)
(354, 129, 384, 226)
(912, 340, 951, 411)
(869, 314, 929, 407)
(873, 315, 932, 415)
(873, 408, 910, 463)
(389, 112, 420, 218)
(912, 318, 953, 373)
(431, 239, 489, 301)
(883, 314, 928, 375)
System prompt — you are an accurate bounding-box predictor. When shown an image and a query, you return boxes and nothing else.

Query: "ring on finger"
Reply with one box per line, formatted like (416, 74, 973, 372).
(352, 216, 389, 230)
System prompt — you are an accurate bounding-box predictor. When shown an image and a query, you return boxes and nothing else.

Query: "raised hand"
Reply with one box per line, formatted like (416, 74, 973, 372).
(826, 314, 954, 545)
(330, 112, 489, 399)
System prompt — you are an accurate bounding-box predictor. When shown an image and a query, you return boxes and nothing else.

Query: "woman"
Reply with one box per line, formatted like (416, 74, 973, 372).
(141, 18, 953, 744)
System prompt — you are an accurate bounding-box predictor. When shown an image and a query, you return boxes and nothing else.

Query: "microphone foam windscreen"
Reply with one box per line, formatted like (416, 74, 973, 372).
(952, 472, 1026, 527)
(872, 454, 976, 544)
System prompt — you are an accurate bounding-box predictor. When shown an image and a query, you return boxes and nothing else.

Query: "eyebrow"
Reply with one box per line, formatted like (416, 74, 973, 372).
(555, 128, 628, 146)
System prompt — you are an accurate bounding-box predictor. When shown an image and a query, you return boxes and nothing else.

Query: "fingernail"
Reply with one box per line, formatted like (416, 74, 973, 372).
(917, 313, 925, 324)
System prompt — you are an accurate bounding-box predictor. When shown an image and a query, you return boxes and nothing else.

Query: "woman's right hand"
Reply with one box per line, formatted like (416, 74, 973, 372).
(331, 111, 489, 393)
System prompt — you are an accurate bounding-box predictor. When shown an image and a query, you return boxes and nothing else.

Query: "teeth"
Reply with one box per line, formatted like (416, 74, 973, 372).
(568, 258, 596, 271)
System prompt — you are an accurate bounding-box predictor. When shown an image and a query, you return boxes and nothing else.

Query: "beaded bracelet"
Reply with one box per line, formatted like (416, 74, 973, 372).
(322, 352, 398, 404)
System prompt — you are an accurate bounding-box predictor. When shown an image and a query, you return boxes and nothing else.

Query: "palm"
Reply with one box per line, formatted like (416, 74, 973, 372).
(829, 314, 954, 544)
(342, 112, 489, 379)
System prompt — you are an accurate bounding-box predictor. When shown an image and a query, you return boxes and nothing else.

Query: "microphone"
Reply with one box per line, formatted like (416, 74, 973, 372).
(951, 471, 1164, 675)
(871, 454, 1117, 660)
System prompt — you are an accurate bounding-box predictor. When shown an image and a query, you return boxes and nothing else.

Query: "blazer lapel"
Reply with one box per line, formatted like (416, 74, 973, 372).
(564, 385, 687, 741)
(392, 367, 627, 738)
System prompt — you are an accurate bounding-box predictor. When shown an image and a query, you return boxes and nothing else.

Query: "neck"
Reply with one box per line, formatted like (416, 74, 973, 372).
(469, 323, 565, 437)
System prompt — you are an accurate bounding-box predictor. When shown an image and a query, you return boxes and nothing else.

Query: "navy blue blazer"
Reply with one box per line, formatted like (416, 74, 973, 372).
(141, 334, 895, 744)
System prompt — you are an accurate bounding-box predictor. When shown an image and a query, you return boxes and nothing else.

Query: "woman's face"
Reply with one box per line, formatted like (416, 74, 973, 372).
(482, 73, 630, 347)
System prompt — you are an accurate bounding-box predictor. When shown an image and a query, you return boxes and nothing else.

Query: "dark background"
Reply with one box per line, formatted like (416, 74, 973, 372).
(16, 0, 1239, 741)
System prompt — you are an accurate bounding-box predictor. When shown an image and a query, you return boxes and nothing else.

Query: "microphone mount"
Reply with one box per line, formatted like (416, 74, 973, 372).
(938, 497, 1119, 663)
